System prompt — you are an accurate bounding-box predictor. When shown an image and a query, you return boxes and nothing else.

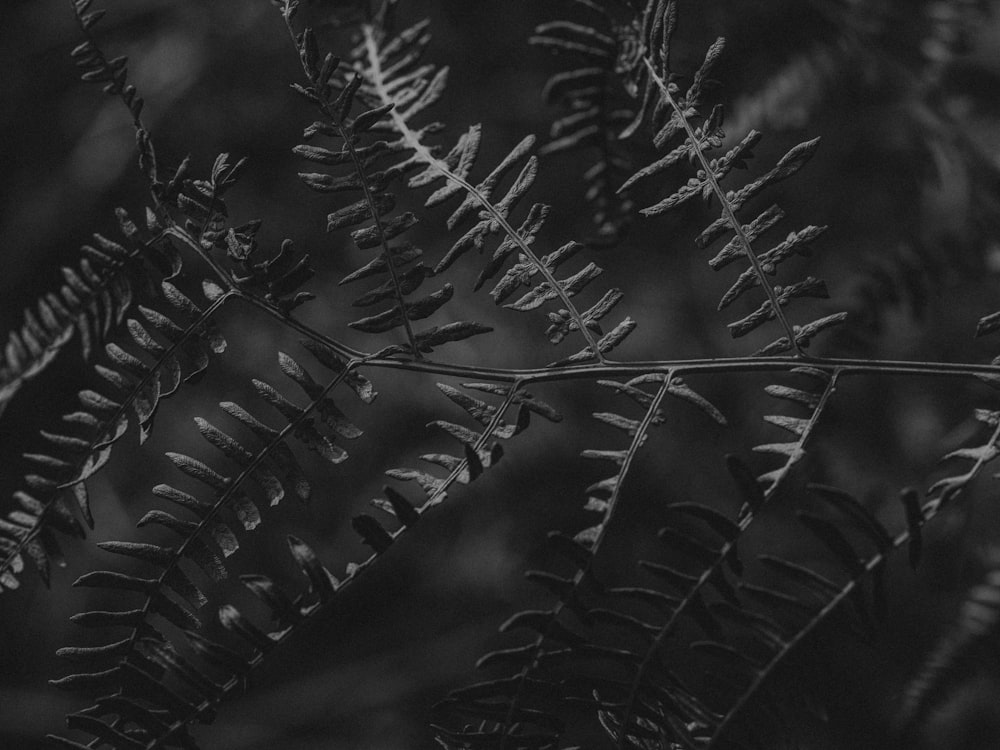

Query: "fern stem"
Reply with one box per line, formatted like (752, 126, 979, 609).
(140, 376, 525, 749)
(355, 354, 1000, 386)
(232, 282, 1000, 388)
(360, 24, 610, 364)
(642, 57, 806, 357)
(614, 371, 839, 748)
(214, 302, 1000, 384)
(152, 291, 1000, 387)
(234, 291, 367, 361)
(164, 225, 239, 289)
(498, 373, 674, 749)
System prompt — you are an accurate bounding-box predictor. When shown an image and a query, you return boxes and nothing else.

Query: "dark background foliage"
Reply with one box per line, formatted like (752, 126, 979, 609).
(3, 0, 1000, 748)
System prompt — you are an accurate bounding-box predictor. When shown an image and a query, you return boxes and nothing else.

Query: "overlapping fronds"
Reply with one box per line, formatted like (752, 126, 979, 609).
(591, 369, 839, 747)
(0, 209, 177, 421)
(0, 278, 230, 594)
(354, 18, 636, 365)
(283, 1, 491, 359)
(694, 484, 905, 749)
(49, 363, 560, 749)
(693, 396, 1000, 748)
(0, 145, 252, 427)
(436, 366, 847, 749)
(619, 0, 845, 356)
(47, 342, 373, 748)
(0, 148, 323, 596)
(2, 0, 259, 429)
(6, 0, 1000, 747)
(531, 1, 639, 244)
(435, 372, 728, 748)
(47, 532, 339, 750)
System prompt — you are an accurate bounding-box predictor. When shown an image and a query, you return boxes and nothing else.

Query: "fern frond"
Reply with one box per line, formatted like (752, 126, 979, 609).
(68, 0, 158, 196)
(0, 209, 178, 420)
(281, 5, 474, 359)
(436, 372, 727, 748)
(924, 407, 1000, 518)
(48, 343, 372, 748)
(619, 0, 844, 355)
(0, 275, 236, 593)
(9, 0, 1000, 746)
(434, 366, 839, 748)
(70, 0, 250, 237)
(696, 483, 931, 748)
(0, 111, 333, 594)
(49, 364, 557, 748)
(69, 0, 143, 124)
(531, 3, 639, 244)
(356, 20, 635, 365)
(589, 369, 838, 748)
(704, 402, 1000, 748)
(3, 2, 265, 431)
(69, 0, 272, 288)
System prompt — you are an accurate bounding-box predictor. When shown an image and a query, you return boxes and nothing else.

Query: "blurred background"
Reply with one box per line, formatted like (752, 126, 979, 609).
(3, 0, 1000, 748)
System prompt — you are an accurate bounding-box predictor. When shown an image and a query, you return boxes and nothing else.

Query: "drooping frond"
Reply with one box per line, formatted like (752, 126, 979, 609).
(0, 126, 327, 593)
(68, 0, 159, 198)
(354, 19, 636, 365)
(0, 278, 230, 594)
(47, 343, 373, 748)
(591, 369, 840, 748)
(49, 362, 559, 749)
